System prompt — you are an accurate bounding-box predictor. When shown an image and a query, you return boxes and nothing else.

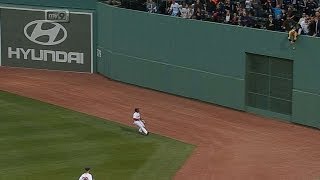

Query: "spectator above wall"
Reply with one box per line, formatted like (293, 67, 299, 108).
(99, 0, 320, 37)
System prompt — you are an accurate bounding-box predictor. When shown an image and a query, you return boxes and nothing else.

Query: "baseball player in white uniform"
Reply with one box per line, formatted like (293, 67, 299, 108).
(79, 167, 93, 180)
(133, 108, 149, 135)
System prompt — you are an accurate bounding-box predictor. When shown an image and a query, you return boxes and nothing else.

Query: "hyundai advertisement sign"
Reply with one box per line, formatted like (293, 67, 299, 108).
(1, 8, 93, 72)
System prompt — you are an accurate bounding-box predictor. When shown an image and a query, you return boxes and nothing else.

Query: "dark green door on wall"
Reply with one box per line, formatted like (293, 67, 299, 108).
(246, 53, 293, 118)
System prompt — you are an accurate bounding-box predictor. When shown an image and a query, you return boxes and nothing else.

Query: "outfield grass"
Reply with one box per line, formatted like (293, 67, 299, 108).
(0, 91, 194, 180)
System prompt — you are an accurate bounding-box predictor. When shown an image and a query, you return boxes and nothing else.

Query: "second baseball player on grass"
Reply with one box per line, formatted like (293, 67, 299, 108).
(133, 108, 149, 135)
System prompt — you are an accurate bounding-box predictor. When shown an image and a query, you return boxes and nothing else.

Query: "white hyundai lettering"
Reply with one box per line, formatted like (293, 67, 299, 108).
(20, 49, 31, 59)
(24, 20, 67, 46)
(68, 53, 83, 64)
(44, 50, 55, 61)
(8, 47, 20, 59)
(8, 47, 84, 64)
(31, 49, 43, 61)
(55, 51, 67, 63)
(8, 20, 85, 65)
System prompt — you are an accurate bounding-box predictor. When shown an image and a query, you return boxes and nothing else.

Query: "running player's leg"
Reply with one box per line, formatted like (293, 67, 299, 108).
(133, 121, 147, 134)
(138, 121, 148, 135)
(140, 120, 146, 127)
(133, 121, 142, 132)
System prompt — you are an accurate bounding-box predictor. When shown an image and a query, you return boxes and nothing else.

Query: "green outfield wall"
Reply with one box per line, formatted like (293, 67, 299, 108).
(0, 0, 96, 10)
(96, 3, 320, 128)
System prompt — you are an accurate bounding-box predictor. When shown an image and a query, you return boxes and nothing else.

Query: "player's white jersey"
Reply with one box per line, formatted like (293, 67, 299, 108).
(133, 112, 140, 120)
(79, 173, 93, 180)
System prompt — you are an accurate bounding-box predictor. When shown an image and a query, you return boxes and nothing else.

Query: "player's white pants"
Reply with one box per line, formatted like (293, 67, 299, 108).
(133, 120, 148, 135)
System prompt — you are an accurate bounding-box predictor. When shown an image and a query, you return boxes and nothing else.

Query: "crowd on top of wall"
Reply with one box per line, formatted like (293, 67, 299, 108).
(101, 0, 320, 37)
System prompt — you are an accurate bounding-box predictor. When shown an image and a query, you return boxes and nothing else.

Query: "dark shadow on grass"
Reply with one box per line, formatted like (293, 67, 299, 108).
(120, 126, 137, 134)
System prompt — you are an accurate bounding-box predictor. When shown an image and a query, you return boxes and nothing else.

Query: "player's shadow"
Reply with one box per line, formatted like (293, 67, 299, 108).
(120, 126, 137, 134)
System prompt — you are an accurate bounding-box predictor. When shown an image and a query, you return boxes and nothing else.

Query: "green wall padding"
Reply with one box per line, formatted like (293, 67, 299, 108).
(96, 3, 319, 128)
(292, 91, 320, 128)
(0, 0, 96, 9)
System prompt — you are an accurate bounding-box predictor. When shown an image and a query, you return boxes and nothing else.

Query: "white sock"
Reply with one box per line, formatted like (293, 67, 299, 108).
(141, 127, 148, 135)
